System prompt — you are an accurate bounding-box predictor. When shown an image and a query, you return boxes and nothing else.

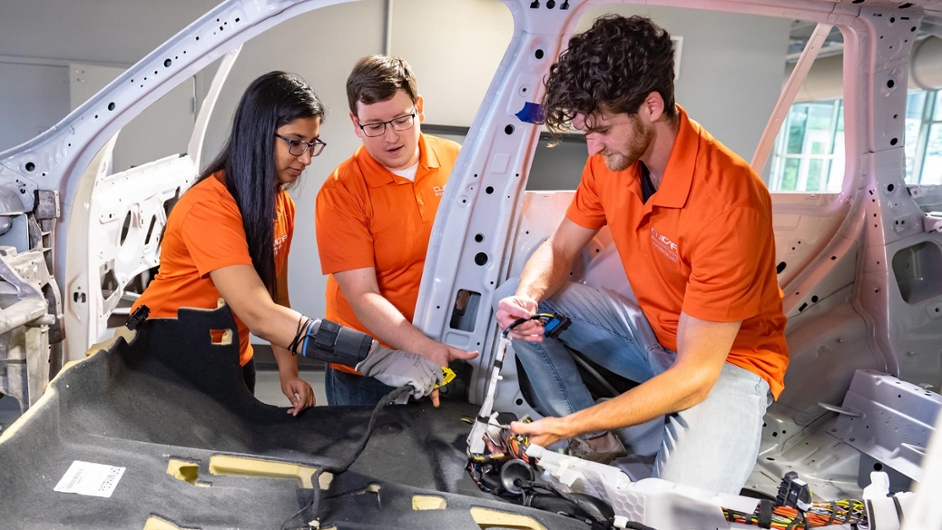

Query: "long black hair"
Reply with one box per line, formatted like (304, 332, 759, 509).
(197, 71, 325, 298)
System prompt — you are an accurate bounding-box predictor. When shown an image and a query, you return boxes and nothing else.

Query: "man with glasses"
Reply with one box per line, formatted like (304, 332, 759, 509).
(315, 55, 478, 405)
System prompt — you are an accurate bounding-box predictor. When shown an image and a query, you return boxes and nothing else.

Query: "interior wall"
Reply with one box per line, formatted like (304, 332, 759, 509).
(0, 61, 70, 153)
(390, 0, 514, 127)
(0, 0, 792, 343)
(0, 0, 219, 66)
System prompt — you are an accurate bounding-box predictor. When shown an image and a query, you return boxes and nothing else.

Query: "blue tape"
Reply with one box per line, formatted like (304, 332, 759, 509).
(515, 102, 543, 124)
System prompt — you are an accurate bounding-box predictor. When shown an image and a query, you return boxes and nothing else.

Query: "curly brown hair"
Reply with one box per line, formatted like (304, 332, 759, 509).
(346, 55, 418, 117)
(542, 15, 677, 139)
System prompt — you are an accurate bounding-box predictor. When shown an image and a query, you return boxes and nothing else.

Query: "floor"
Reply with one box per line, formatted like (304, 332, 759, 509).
(0, 367, 328, 434)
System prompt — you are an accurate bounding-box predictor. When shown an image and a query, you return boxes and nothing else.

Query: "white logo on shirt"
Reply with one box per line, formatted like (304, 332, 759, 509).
(273, 233, 288, 257)
(650, 228, 679, 263)
(433, 184, 445, 197)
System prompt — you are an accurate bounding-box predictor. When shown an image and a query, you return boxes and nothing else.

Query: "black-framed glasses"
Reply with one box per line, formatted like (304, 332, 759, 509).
(357, 108, 417, 137)
(275, 134, 326, 157)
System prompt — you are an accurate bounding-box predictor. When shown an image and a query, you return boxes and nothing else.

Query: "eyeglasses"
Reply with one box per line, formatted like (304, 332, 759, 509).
(357, 108, 417, 137)
(275, 134, 326, 157)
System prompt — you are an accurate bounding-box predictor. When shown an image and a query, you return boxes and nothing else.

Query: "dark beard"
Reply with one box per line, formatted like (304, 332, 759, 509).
(603, 118, 654, 172)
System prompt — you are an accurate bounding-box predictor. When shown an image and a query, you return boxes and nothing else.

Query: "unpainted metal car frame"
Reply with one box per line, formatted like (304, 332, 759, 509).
(1, 0, 942, 527)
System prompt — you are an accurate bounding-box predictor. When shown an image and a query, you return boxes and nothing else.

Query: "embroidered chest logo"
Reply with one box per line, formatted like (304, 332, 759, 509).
(273, 233, 288, 257)
(433, 184, 445, 197)
(650, 228, 679, 263)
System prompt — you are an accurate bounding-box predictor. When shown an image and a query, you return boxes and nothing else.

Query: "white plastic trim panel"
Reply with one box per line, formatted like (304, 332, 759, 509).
(528, 444, 756, 529)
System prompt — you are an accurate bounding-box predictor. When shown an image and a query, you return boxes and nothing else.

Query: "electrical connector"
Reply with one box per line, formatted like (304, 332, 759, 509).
(539, 313, 571, 338)
(776, 471, 812, 512)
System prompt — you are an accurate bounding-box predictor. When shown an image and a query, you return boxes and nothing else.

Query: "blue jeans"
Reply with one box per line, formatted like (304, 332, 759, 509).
(324, 365, 398, 406)
(497, 279, 771, 494)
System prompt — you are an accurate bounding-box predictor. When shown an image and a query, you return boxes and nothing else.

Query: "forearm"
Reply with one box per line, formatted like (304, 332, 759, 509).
(347, 292, 435, 357)
(556, 366, 717, 438)
(516, 239, 576, 302)
(556, 314, 741, 438)
(237, 299, 307, 351)
(272, 343, 299, 378)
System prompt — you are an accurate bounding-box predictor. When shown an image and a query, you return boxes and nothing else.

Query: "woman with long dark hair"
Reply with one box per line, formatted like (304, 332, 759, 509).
(132, 72, 442, 414)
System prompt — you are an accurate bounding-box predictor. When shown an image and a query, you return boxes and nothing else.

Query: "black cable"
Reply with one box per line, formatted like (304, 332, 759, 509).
(505, 316, 531, 335)
(525, 481, 614, 527)
(569, 352, 620, 398)
(504, 313, 554, 336)
(279, 385, 411, 530)
(287, 315, 310, 355)
(334, 385, 411, 474)
(280, 469, 324, 530)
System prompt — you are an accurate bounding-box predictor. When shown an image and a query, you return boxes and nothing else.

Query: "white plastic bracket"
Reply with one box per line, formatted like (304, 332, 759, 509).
(923, 212, 942, 233)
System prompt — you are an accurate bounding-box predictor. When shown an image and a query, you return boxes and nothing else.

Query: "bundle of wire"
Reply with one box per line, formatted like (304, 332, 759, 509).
(723, 498, 868, 528)
(466, 312, 559, 491)
(466, 420, 531, 493)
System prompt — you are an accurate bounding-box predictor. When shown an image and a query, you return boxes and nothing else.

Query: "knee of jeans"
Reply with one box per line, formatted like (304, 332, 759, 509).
(493, 277, 521, 310)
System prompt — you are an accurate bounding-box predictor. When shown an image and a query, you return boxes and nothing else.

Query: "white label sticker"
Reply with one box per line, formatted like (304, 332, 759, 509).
(54, 461, 125, 498)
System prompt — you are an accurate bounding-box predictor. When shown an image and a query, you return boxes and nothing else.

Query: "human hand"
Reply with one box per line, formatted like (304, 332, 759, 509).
(280, 375, 315, 416)
(357, 345, 443, 401)
(420, 341, 478, 367)
(496, 295, 543, 341)
(510, 416, 568, 448)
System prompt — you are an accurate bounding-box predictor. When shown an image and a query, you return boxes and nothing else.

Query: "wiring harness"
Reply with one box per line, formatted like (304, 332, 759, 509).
(724, 499, 868, 529)
(724, 472, 868, 529)
(466, 311, 570, 487)
(463, 312, 638, 530)
(465, 417, 532, 493)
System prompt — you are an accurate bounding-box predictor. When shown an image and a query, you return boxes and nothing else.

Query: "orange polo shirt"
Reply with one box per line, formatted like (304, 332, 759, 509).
(132, 174, 294, 367)
(566, 106, 788, 398)
(316, 134, 459, 374)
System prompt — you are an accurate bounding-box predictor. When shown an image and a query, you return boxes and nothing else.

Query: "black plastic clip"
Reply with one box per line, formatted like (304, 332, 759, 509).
(126, 305, 150, 331)
(776, 471, 812, 512)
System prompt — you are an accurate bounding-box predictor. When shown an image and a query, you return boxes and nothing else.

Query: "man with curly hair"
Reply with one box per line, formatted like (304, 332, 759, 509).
(495, 15, 788, 493)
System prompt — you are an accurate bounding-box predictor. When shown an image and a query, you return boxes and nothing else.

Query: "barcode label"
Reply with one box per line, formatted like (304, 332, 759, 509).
(54, 461, 126, 498)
